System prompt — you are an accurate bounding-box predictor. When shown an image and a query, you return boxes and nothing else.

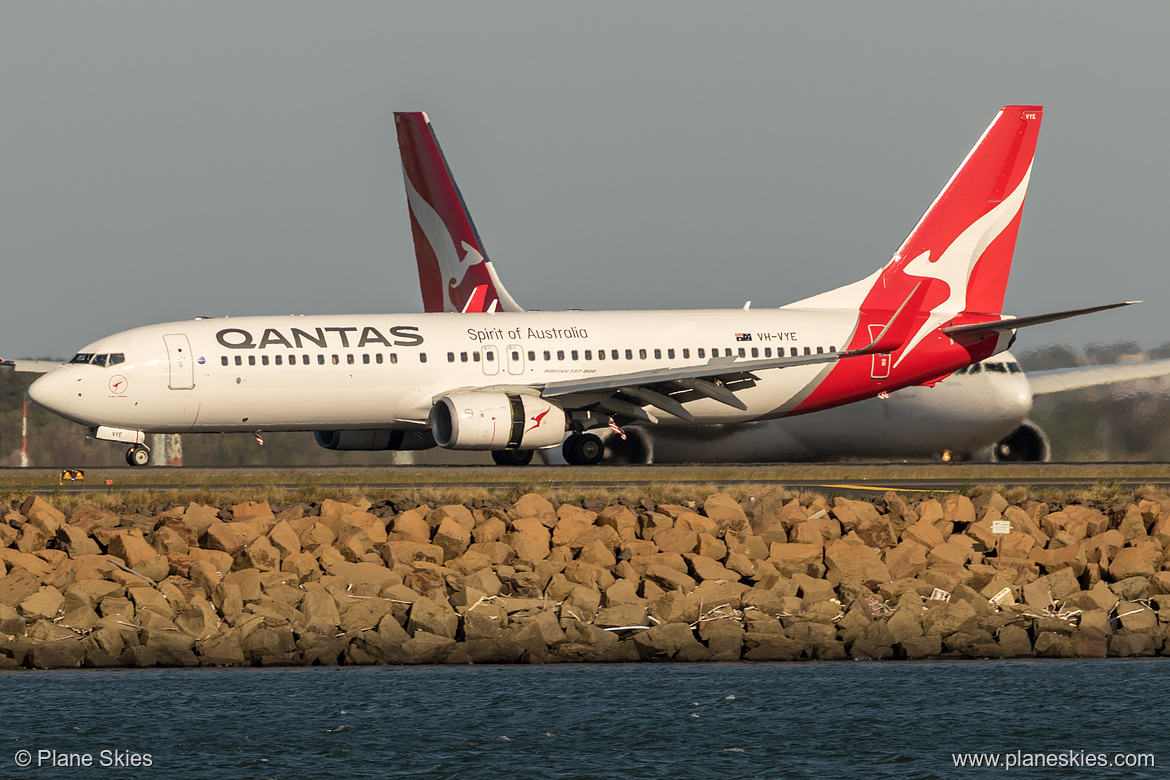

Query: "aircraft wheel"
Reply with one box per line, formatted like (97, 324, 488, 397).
(563, 433, 603, 466)
(126, 445, 150, 467)
(491, 449, 534, 466)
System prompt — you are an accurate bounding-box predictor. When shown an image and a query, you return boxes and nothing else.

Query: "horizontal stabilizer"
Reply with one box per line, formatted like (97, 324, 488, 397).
(941, 301, 1140, 339)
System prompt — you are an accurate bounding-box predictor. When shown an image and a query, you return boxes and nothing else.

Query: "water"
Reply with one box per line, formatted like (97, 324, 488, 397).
(1, 660, 1166, 779)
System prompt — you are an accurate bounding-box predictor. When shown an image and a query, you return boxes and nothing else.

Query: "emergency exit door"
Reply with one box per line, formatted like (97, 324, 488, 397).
(163, 334, 195, 390)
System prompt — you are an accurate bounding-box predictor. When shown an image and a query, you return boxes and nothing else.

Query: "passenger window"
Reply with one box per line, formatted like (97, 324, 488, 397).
(528, 351, 535, 361)
(302, 355, 310, 365)
(390, 353, 398, 364)
(331, 355, 339, 365)
(654, 349, 662, 359)
(544, 351, 551, 361)
(362, 354, 369, 364)
(447, 352, 456, 363)
(460, 352, 469, 362)
(791, 348, 799, 357)
(472, 352, 480, 362)
(557, 350, 565, 360)
(512, 350, 521, 361)
(484, 351, 494, 362)
(698, 348, 705, 358)
(816, 346, 823, 354)
(625, 349, 633, 360)
(738, 348, 746, 358)
(276, 355, 284, 366)
(751, 348, 759, 358)
(639, 349, 647, 359)
(725, 348, 733, 357)
(611, 350, 619, 360)
(248, 355, 256, 366)
(803, 347, 811, 356)
(420, 353, 428, 363)
(376, 353, 383, 364)
(317, 355, 325, 365)
(235, 356, 243, 366)
(262, 355, 269, 366)
(764, 348, 771, 358)
(682, 348, 689, 359)
(584, 350, 592, 360)
(598, 350, 605, 360)
(571, 350, 579, 360)
(221, 356, 229, 366)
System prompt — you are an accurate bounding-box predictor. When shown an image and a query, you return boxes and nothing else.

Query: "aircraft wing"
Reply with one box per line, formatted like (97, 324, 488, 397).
(0, 359, 60, 374)
(1027, 359, 1170, 395)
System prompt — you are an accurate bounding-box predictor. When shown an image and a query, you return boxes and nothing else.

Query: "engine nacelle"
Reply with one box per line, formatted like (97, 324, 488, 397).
(314, 429, 436, 451)
(431, 391, 566, 450)
(969, 420, 1051, 462)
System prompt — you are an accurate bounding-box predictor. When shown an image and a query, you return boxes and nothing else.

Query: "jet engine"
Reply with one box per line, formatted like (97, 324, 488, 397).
(982, 420, 1052, 462)
(431, 391, 565, 450)
(314, 429, 436, 451)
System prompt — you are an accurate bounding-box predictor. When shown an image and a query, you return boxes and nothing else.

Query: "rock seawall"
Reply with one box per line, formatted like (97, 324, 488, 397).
(2, 489, 1169, 668)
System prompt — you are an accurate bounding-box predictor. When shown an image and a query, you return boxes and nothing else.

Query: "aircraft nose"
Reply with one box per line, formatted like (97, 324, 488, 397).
(28, 367, 71, 415)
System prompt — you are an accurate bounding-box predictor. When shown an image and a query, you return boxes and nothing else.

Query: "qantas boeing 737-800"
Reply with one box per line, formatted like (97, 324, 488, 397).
(24, 106, 1135, 466)
(395, 111, 1166, 464)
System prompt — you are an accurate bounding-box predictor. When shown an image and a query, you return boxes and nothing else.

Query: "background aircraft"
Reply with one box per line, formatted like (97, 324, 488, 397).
(400, 112, 1164, 464)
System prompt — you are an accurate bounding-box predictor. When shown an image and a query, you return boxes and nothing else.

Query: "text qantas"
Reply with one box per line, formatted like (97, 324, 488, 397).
(216, 325, 423, 350)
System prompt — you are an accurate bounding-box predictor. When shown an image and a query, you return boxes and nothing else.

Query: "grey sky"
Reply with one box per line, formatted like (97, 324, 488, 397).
(1, 2, 1165, 360)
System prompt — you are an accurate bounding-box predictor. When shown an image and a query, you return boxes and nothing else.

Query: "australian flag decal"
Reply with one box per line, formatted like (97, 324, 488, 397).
(735, 333, 752, 342)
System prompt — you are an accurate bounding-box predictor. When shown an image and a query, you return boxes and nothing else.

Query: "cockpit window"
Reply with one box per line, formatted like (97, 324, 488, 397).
(1007, 362, 1021, 374)
(69, 352, 125, 367)
(953, 366, 968, 375)
(986, 362, 1007, 373)
(968, 363, 982, 374)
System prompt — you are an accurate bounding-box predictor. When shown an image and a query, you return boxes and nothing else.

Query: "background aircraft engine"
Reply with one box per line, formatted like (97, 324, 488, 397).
(431, 392, 566, 450)
(313, 429, 436, 451)
(988, 420, 1052, 462)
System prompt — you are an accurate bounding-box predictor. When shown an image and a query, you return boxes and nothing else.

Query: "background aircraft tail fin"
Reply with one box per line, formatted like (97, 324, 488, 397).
(394, 112, 524, 313)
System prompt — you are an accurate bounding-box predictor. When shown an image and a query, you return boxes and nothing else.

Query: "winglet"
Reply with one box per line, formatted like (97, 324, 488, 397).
(844, 281, 932, 357)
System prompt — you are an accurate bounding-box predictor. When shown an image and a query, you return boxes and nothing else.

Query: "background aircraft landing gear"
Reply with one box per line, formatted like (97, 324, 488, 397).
(491, 449, 533, 466)
(563, 432, 603, 465)
(126, 445, 150, 467)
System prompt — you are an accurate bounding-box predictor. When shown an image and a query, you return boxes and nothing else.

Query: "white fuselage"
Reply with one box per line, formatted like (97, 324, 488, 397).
(628, 355, 1032, 462)
(28, 307, 968, 435)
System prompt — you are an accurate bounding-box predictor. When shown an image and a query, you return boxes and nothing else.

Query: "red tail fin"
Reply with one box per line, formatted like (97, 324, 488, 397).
(394, 112, 522, 313)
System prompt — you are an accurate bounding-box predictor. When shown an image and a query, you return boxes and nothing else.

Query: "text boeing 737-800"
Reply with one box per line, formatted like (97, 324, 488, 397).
(27, 106, 1133, 466)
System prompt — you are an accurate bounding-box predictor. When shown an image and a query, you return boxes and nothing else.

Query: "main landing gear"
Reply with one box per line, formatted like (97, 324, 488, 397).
(491, 449, 534, 466)
(125, 445, 150, 467)
(562, 432, 603, 466)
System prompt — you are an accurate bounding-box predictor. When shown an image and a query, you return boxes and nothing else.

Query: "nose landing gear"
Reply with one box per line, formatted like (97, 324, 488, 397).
(126, 445, 150, 467)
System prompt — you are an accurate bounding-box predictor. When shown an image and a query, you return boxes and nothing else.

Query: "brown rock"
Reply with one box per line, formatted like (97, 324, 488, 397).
(885, 541, 928, 580)
(381, 540, 445, 568)
(389, 509, 431, 543)
(432, 517, 472, 562)
(597, 505, 639, 541)
(1107, 547, 1162, 580)
(19, 586, 64, 621)
(653, 527, 698, 555)
(55, 525, 102, 557)
(702, 493, 748, 527)
(508, 493, 556, 522)
(202, 523, 244, 555)
(107, 533, 159, 568)
(267, 520, 302, 558)
(824, 540, 891, 585)
(22, 496, 66, 536)
(643, 564, 696, 594)
(902, 519, 945, 549)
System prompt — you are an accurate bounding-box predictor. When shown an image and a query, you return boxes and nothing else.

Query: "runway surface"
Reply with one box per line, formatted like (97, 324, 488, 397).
(2, 463, 1168, 497)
